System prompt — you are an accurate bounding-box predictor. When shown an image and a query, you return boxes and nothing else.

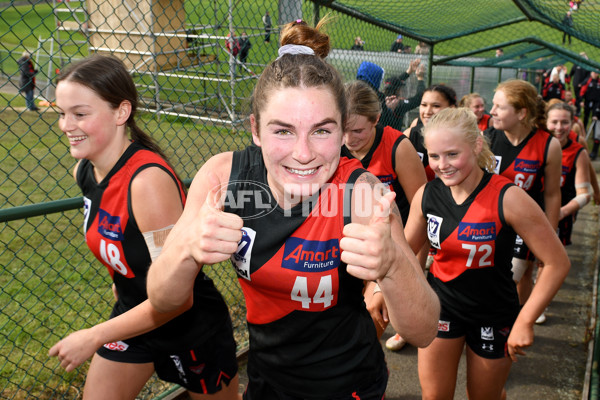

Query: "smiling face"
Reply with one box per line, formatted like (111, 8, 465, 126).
(490, 89, 524, 132)
(469, 96, 486, 120)
(56, 80, 129, 164)
(344, 113, 377, 159)
(546, 108, 572, 146)
(425, 127, 480, 189)
(420, 90, 452, 126)
(251, 86, 344, 207)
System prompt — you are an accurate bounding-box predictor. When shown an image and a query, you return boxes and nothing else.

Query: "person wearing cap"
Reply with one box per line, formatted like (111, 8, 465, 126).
(390, 34, 405, 53)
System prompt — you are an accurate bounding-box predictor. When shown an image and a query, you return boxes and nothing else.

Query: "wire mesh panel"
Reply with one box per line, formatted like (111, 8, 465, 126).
(1, 0, 600, 398)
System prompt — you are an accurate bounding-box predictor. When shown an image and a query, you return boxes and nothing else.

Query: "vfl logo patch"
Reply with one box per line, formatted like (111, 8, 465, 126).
(282, 238, 340, 272)
(232, 228, 256, 281)
(481, 327, 494, 341)
(458, 222, 496, 242)
(493, 155, 502, 174)
(97, 209, 124, 241)
(514, 158, 541, 173)
(438, 320, 450, 332)
(103, 341, 129, 352)
(83, 196, 92, 234)
(427, 214, 443, 249)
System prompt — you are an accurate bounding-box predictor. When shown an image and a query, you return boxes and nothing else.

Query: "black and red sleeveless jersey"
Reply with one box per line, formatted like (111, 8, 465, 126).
(484, 127, 552, 206)
(407, 122, 436, 181)
(341, 124, 412, 223)
(478, 114, 492, 132)
(225, 146, 385, 398)
(559, 138, 585, 206)
(422, 172, 520, 325)
(77, 142, 231, 350)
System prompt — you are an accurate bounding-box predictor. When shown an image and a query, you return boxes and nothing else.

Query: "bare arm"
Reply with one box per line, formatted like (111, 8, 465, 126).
(503, 186, 570, 361)
(560, 150, 591, 219)
(543, 137, 563, 229)
(147, 152, 243, 312)
(340, 172, 439, 347)
(404, 185, 428, 257)
(394, 139, 427, 205)
(49, 166, 189, 371)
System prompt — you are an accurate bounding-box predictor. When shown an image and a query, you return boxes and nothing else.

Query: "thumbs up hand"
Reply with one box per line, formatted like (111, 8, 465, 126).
(340, 189, 398, 281)
(187, 171, 244, 266)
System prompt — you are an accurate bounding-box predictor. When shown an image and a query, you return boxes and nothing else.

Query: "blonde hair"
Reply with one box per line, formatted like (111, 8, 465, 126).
(423, 107, 496, 172)
(459, 92, 484, 108)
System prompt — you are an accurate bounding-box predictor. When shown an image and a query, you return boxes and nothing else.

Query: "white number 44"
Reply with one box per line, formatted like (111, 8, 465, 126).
(291, 275, 334, 309)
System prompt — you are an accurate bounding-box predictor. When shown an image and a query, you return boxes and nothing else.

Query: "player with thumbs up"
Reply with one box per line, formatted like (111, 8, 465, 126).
(404, 107, 569, 400)
(147, 17, 439, 400)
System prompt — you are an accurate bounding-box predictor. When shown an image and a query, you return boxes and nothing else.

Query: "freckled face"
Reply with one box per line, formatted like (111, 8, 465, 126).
(425, 127, 479, 188)
(252, 87, 344, 207)
(546, 109, 572, 146)
(56, 80, 125, 163)
(420, 91, 451, 126)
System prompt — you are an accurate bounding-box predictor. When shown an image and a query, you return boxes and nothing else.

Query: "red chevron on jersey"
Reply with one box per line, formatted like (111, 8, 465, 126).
(429, 176, 509, 282)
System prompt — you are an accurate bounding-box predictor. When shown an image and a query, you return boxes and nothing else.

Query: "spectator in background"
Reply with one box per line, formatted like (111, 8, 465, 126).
(562, 11, 573, 45)
(351, 36, 365, 50)
(542, 72, 566, 101)
(390, 34, 405, 53)
(415, 41, 429, 55)
(580, 71, 600, 131)
(239, 32, 251, 63)
(225, 31, 240, 58)
(262, 11, 272, 43)
(570, 52, 590, 116)
(496, 48, 504, 57)
(17, 51, 39, 111)
(460, 92, 492, 132)
(382, 59, 426, 131)
(403, 45, 413, 54)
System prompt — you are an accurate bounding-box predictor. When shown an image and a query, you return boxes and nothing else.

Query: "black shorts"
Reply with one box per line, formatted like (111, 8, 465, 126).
(96, 320, 238, 394)
(436, 308, 513, 359)
(243, 365, 388, 400)
(512, 234, 535, 261)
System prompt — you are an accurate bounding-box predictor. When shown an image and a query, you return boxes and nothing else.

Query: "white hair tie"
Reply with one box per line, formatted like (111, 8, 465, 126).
(277, 44, 315, 60)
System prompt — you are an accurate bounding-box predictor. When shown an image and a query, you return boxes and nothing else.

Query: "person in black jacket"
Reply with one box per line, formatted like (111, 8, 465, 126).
(239, 32, 252, 63)
(17, 51, 39, 111)
(571, 52, 591, 116)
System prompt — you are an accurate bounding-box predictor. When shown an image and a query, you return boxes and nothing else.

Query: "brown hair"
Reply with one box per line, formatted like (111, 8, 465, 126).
(345, 80, 381, 125)
(496, 79, 546, 131)
(423, 107, 496, 172)
(251, 16, 347, 132)
(57, 55, 184, 184)
(546, 101, 575, 121)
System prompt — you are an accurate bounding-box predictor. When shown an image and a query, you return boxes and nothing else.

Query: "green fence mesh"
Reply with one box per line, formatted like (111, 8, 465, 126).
(1, 0, 599, 398)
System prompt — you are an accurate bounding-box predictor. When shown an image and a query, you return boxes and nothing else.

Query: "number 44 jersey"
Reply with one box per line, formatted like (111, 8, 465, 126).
(225, 146, 385, 398)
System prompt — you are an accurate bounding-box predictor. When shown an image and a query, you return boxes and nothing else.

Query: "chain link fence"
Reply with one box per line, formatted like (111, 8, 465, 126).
(2, 0, 591, 398)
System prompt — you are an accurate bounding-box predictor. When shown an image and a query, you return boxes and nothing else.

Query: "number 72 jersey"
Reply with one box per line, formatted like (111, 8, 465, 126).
(423, 172, 520, 322)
